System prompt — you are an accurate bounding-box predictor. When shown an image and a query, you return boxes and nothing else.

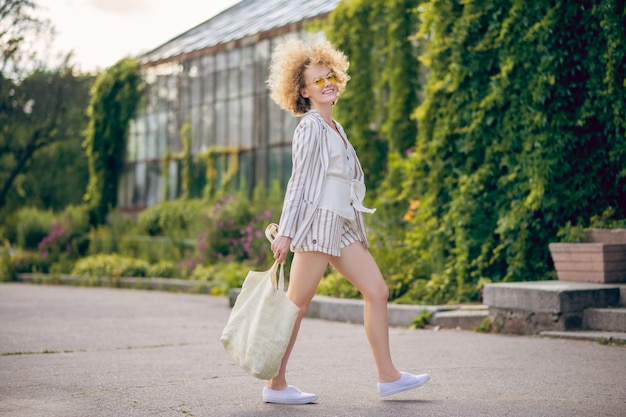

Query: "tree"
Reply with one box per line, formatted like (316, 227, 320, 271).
(84, 58, 141, 225)
(0, 0, 93, 224)
(0, 69, 93, 214)
(0, 0, 54, 79)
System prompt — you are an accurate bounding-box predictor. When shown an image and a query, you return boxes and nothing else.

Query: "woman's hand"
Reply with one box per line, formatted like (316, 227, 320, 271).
(271, 236, 292, 264)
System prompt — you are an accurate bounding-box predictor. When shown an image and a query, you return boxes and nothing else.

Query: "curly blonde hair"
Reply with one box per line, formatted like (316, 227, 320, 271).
(266, 38, 350, 116)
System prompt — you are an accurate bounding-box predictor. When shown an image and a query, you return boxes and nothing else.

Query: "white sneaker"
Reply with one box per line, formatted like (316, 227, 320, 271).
(262, 385, 317, 404)
(377, 372, 430, 397)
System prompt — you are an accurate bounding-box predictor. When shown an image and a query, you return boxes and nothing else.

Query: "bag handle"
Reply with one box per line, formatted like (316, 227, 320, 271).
(265, 224, 286, 291)
(265, 223, 278, 242)
(275, 262, 286, 291)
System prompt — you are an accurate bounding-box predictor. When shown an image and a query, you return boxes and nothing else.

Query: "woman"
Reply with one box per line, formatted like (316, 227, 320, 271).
(263, 38, 430, 404)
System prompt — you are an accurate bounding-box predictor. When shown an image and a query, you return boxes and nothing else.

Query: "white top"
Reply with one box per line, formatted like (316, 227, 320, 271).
(317, 126, 375, 219)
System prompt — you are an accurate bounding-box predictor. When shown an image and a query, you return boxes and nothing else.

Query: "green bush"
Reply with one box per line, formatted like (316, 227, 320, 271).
(385, 0, 626, 304)
(34, 205, 91, 265)
(138, 199, 206, 237)
(316, 269, 362, 299)
(10, 250, 52, 274)
(16, 207, 56, 249)
(146, 261, 180, 278)
(189, 261, 253, 295)
(71, 254, 149, 277)
(0, 243, 15, 281)
(87, 225, 117, 255)
(49, 253, 76, 275)
(57, 204, 91, 256)
(88, 211, 141, 256)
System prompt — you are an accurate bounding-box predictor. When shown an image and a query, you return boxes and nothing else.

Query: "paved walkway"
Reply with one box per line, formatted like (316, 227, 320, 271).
(0, 283, 625, 417)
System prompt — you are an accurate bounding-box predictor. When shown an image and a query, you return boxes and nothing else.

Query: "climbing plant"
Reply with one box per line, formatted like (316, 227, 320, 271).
(322, 0, 423, 189)
(84, 58, 141, 225)
(399, 0, 626, 302)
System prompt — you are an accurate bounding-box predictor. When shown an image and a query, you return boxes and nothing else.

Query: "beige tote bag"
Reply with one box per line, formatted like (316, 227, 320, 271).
(220, 260, 300, 380)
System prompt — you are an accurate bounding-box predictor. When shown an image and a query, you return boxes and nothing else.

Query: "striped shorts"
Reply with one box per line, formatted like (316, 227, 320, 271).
(294, 208, 361, 257)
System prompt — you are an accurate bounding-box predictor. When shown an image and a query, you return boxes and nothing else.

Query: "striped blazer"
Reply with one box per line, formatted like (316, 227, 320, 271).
(278, 109, 370, 251)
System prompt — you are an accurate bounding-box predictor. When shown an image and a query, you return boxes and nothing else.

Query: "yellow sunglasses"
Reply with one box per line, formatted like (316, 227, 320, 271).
(312, 73, 337, 88)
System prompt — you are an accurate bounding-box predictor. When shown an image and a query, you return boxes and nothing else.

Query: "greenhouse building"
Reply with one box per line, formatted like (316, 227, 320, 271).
(118, 0, 339, 212)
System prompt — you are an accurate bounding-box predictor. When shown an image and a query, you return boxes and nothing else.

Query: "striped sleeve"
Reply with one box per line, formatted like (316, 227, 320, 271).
(278, 116, 325, 239)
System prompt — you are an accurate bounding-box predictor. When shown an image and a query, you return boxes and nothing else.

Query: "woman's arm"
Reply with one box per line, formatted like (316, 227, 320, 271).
(277, 116, 323, 239)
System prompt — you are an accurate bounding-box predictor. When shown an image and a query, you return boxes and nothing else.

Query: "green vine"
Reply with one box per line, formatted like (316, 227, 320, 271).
(401, 0, 626, 302)
(84, 58, 141, 225)
(179, 121, 192, 200)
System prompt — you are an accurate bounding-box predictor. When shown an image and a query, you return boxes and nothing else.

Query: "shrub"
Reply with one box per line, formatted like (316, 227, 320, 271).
(10, 251, 52, 274)
(190, 261, 253, 295)
(146, 261, 180, 278)
(16, 207, 56, 249)
(138, 199, 206, 237)
(71, 254, 149, 277)
(316, 269, 361, 299)
(88, 211, 142, 256)
(49, 253, 76, 275)
(0, 243, 15, 281)
(196, 193, 275, 265)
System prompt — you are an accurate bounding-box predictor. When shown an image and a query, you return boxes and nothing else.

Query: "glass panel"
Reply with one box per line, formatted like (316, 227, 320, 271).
(202, 55, 215, 104)
(215, 52, 227, 101)
(238, 151, 251, 193)
(190, 59, 202, 105)
(191, 104, 203, 153)
(138, 115, 151, 160)
(254, 39, 270, 94)
(127, 119, 139, 162)
(254, 93, 268, 147)
(215, 69, 227, 102)
(202, 103, 214, 149)
(255, 38, 270, 60)
(268, 100, 283, 145)
(269, 147, 282, 188)
(228, 99, 240, 147)
(254, 147, 268, 189)
(228, 52, 240, 100)
(117, 165, 134, 207)
(134, 162, 147, 206)
(241, 46, 254, 96)
(166, 109, 178, 155)
(240, 96, 254, 149)
(282, 145, 293, 189)
(168, 160, 178, 200)
(146, 161, 161, 206)
(214, 155, 224, 193)
(283, 111, 297, 143)
(191, 158, 206, 199)
(214, 101, 227, 147)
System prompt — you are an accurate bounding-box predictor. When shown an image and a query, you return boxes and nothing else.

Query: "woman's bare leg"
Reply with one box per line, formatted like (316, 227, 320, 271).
(330, 242, 401, 383)
(266, 251, 330, 390)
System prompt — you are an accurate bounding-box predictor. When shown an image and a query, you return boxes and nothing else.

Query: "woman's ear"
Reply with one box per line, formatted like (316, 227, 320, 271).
(300, 88, 309, 99)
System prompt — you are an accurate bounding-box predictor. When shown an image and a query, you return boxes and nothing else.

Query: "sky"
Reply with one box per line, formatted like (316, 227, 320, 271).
(34, 0, 242, 73)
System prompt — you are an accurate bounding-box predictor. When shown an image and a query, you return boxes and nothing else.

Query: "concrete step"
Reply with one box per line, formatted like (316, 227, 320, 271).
(231, 290, 485, 330)
(540, 330, 626, 344)
(483, 281, 621, 334)
(583, 308, 626, 332)
(431, 309, 488, 330)
(307, 295, 442, 327)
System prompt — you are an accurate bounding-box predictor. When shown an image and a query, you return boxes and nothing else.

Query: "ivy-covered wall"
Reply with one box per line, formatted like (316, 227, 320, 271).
(324, 0, 423, 189)
(401, 0, 626, 301)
